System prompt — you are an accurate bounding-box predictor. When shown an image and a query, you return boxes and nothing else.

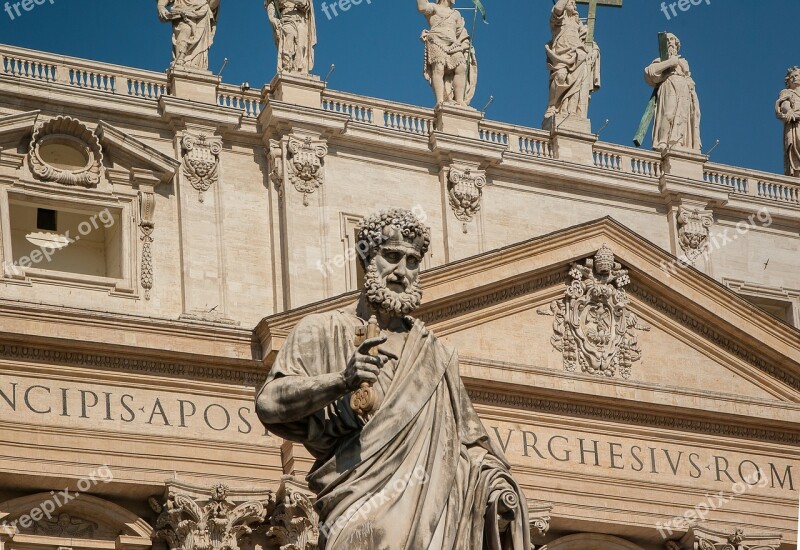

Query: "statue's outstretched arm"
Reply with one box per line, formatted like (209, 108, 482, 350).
(416, 0, 432, 15)
(553, 0, 570, 16)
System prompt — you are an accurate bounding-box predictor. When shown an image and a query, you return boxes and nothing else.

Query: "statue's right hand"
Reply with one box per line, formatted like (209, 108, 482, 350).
(342, 335, 388, 390)
(158, 6, 170, 20)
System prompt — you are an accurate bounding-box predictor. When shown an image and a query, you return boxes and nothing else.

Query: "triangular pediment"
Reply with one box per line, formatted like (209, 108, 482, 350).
(0, 111, 178, 185)
(257, 217, 800, 444)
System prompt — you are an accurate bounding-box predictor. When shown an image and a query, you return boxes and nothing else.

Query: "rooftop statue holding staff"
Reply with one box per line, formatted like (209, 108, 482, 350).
(256, 208, 530, 549)
(416, 0, 478, 107)
(266, 0, 317, 74)
(543, 0, 601, 126)
(776, 67, 800, 178)
(644, 33, 702, 152)
(157, 0, 220, 71)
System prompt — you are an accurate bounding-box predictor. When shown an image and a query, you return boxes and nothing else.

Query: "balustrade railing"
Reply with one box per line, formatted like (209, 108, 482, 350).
(705, 163, 800, 205)
(592, 143, 662, 178)
(217, 85, 263, 118)
(0, 44, 169, 101)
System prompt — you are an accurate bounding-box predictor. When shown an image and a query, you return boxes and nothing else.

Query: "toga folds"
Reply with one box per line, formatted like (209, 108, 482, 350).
(645, 58, 702, 151)
(544, 7, 600, 118)
(776, 89, 800, 177)
(259, 307, 530, 549)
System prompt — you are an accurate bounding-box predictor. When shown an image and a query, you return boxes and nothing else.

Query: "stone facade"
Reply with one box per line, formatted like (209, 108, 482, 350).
(0, 42, 797, 550)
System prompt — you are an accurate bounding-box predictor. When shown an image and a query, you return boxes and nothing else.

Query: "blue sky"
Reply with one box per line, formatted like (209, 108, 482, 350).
(1, 0, 798, 174)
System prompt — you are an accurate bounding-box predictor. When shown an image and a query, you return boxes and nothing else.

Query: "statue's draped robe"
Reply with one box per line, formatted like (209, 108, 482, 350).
(645, 58, 702, 151)
(260, 309, 530, 550)
(170, 0, 219, 70)
(776, 89, 800, 177)
(270, 0, 316, 73)
(421, 7, 478, 105)
(544, 8, 600, 118)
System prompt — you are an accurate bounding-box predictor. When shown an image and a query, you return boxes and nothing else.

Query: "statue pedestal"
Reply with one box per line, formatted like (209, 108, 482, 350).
(661, 147, 707, 181)
(434, 104, 483, 137)
(267, 72, 325, 109)
(167, 68, 220, 104)
(546, 116, 596, 165)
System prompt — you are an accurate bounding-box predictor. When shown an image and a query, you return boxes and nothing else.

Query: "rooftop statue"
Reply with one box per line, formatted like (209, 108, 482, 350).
(157, 0, 220, 71)
(776, 67, 800, 178)
(257, 208, 530, 549)
(266, 0, 317, 75)
(416, 0, 478, 108)
(644, 33, 702, 152)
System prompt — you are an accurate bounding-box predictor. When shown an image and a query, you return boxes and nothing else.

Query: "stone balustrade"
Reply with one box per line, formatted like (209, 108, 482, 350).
(1, 42, 798, 209)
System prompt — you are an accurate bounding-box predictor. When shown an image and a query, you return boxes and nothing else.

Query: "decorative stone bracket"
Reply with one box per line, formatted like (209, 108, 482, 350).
(665, 526, 782, 550)
(181, 132, 222, 203)
(677, 206, 714, 263)
(150, 478, 319, 550)
(538, 245, 650, 379)
(267, 133, 328, 207)
(447, 164, 487, 229)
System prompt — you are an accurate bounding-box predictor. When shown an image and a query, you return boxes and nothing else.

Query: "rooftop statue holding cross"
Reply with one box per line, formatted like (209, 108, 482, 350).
(543, 0, 621, 130)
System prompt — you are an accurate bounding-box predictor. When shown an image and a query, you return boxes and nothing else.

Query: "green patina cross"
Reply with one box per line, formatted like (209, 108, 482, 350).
(576, 0, 623, 45)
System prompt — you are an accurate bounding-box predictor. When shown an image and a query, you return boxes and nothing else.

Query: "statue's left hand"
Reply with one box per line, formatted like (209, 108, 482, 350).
(157, 5, 170, 21)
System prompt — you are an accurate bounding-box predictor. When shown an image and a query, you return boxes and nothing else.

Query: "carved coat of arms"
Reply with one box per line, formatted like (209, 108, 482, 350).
(677, 206, 714, 262)
(286, 136, 327, 206)
(182, 133, 222, 202)
(540, 245, 650, 379)
(448, 166, 486, 224)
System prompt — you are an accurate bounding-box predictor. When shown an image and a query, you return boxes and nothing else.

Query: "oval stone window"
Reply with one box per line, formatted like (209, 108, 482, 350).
(38, 137, 90, 171)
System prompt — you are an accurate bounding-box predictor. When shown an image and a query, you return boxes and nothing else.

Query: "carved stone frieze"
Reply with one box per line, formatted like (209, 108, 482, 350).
(677, 206, 714, 262)
(447, 165, 487, 226)
(539, 245, 650, 379)
(285, 135, 327, 206)
(181, 133, 222, 202)
(28, 116, 103, 188)
(29, 513, 98, 538)
(152, 483, 270, 550)
(668, 526, 782, 550)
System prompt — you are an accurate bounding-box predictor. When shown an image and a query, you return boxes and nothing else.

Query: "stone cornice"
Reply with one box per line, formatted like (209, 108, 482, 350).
(95, 121, 180, 184)
(159, 95, 243, 130)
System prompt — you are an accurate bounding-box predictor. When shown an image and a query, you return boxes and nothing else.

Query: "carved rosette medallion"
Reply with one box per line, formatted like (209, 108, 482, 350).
(28, 116, 103, 188)
(182, 133, 222, 202)
(286, 136, 327, 206)
(677, 206, 714, 262)
(539, 245, 650, 379)
(447, 166, 487, 227)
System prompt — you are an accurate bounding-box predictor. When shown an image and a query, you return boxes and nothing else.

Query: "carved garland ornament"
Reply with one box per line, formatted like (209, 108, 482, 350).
(677, 206, 714, 262)
(139, 191, 156, 300)
(539, 245, 650, 379)
(286, 136, 327, 206)
(447, 165, 487, 225)
(28, 116, 103, 188)
(182, 133, 222, 203)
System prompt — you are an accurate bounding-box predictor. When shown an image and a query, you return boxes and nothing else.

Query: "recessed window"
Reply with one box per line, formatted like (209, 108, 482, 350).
(741, 295, 795, 326)
(9, 199, 122, 280)
(36, 208, 57, 231)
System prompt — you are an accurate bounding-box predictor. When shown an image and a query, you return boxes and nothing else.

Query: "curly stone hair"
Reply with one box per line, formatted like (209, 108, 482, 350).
(786, 67, 800, 86)
(356, 208, 431, 268)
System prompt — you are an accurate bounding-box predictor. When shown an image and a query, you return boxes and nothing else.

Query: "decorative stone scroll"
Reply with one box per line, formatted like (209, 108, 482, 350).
(28, 116, 103, 188)
(286, 135, 327, 206)
(151, 478, 320, 550)
(181, 133, 222, 202)
(447, 165, 486, 228)
(538, 245, 650, 379)
(667, 526, 782, 550)
(528, 501, 553, 539)
(677, 206, 713, 263)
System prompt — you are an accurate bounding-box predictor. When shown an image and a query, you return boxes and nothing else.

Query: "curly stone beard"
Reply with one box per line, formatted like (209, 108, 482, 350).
(363, 260, 423, 316)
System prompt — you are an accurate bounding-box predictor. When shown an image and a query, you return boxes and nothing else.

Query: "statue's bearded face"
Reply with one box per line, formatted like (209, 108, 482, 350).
(789, 71, 800, 89)
(438, 0, 455, 6)
(667, 37, 680, 57)
(364, 242, 423, 316)
(566, 0, 577, 15)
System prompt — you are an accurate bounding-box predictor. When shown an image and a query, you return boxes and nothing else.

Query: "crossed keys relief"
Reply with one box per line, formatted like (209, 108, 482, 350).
(539, 245, 650, 379)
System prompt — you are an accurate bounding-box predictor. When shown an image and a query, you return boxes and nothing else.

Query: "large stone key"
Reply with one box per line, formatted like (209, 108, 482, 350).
(350, 316, 381, 419)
